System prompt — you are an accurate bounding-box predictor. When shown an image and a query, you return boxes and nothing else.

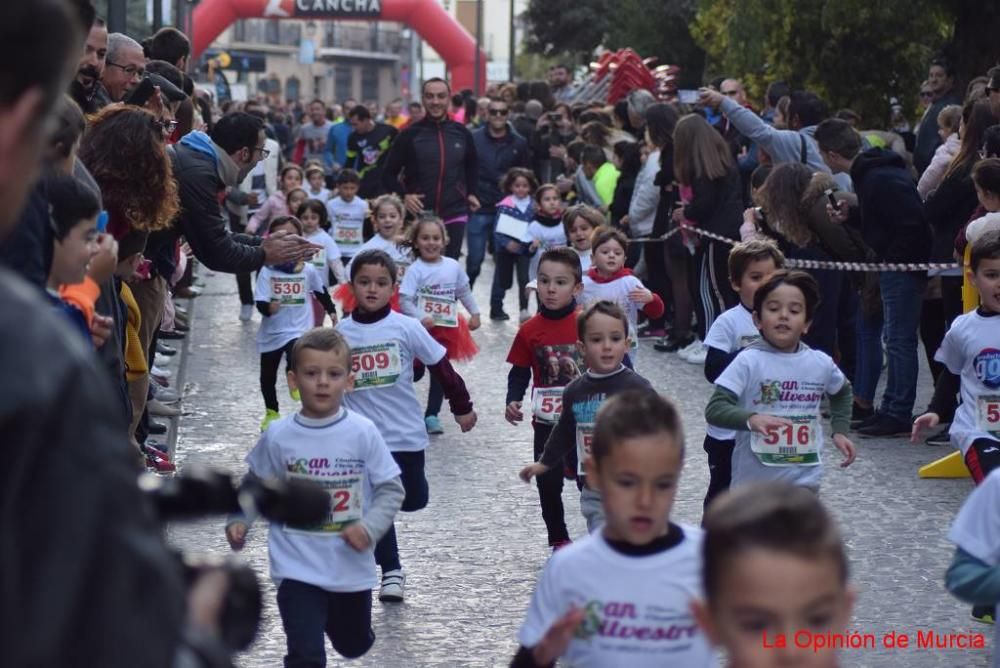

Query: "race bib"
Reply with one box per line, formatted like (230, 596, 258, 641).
(310, 247, 327, 268)
(284, 474, 363, 535)
(351, 341, 402, 390)
(750, 415, 820, 466)
(576, 422, 595, 475)
(334, 222, 363, 247)
(418, 294, 458, 328)
(977, 395, 1000, 435)
(271, 275, 306, 305)
(531, 387, 563, 423)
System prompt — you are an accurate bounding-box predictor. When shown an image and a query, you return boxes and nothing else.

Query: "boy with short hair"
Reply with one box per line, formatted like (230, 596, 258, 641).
(694, 482, 855, 668)
(580, 144, 619, 209)
(520, 300, 653, 530)
(305, 165, 332, 202)
(506, 247, 584, 550)
(326, 169, 367, 261)
(701, 239, 785, 510)
(226, 327, 404, 665)
(514, 391, 716, 667)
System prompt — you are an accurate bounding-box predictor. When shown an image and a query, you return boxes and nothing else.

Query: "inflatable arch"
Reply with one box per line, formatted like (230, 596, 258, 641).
(192, 0, 487, 92)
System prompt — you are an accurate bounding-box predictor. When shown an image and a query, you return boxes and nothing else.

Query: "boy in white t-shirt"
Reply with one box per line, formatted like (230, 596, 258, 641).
(226, 328, 404, 665)
(700, 239, 784, 511)
(326, 169, 368, 262)
(514, 391, 716, 668)
(705, 270, 856, 491)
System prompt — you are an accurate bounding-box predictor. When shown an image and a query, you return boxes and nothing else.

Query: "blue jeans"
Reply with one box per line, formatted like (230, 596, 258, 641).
(374, 451, 429, 573)
(276, 580, 374, 666)
(490, 246, 530, 312)
(466, 212, 494, 287)
(878, 272, 925, 421)
(854, 301, 883, 405)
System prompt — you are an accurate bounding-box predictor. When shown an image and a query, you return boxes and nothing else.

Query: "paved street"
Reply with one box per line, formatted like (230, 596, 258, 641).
(165, 258, 994, 667)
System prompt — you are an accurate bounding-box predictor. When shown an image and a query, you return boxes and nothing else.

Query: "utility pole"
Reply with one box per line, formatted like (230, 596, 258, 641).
(106, 0, 127, 33)
(153, 0, 163, 31)
(474, 0, 483, 94)
(508, 0, 515, 82)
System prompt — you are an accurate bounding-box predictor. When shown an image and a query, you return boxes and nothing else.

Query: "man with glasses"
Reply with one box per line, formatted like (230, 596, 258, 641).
(469, 98, 529, 290)
(914, 58, 961, 176)
(101, 32, 144, 102)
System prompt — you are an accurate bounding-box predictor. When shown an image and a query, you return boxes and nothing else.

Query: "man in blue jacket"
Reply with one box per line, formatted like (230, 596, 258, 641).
(468, 97, 529, 287)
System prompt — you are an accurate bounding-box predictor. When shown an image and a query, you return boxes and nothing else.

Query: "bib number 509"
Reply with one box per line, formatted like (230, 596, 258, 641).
(353, 350, 391, 373)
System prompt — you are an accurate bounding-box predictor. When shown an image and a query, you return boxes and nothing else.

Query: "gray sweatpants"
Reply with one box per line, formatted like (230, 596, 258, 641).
(580, 486, 604, 532)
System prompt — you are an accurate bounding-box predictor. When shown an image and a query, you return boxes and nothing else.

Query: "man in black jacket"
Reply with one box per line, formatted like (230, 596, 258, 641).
(382, 77, 480, 259)
(816, 118, 932, 438)
(468, 97, 529, 287)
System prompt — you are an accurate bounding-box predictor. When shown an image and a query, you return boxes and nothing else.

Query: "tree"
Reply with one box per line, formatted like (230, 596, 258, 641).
(524, 0, 611, 61)
(605, 0, 706, 88)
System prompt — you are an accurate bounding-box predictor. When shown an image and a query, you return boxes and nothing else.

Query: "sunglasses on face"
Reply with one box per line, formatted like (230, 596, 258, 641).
(488, 108, 509, 116)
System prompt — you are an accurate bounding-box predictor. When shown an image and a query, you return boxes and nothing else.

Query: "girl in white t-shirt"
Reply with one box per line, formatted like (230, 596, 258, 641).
(296, 199, 345, 326)
(515, 391, 716, 667)
(527, 184, 567, 283)
(337, 194, 411, 313)
(255, 216, 338, 431)
(564, 203, 602, 274)
(704, 270, 856, 491)
(400, 216, 481, 434)
(336, 249, 478, 603)
(304, 165, 333, 202)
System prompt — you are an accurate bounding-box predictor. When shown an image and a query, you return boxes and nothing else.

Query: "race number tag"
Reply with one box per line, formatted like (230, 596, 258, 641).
(531, 387, 563, 423)
(351, 342, 402, 390)
(310, 247, 327, 268)
(977, 395, 1000, 436)
(271, 275, 306, 305)
(284, 474, 363, 535)
(334, 223, 362, 247)
(576, 422, 595, 475)
(750, 415, 820, 466)
(418, 294, 458, 328)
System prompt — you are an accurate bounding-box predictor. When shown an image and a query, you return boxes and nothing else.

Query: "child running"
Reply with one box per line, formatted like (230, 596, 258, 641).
(520, 300, 653, 532)
(701, 239, 785, 510)
(305, 165, 333, 202)
(705, 270, 856, 490)
(297, 199, 345, 327)
(513, 391, 716, 667)
(563, 203, 602, 274)
(491, 167, 538, 322)
(527, 183, 567, 285)
(225, 328, 405, 666)
(399, 216, 480, 435)
(336, 249, 477, 602)
(581, 227, 664, 366)
(326, 169, 367, 263)
(255, 216, 339, 431)
(694, 482, 855, 668)
(337, 194, 411, 314)
(946, 469, 1000, 632)
(505, 248, 585, 550)
(248, 164, 304, 234)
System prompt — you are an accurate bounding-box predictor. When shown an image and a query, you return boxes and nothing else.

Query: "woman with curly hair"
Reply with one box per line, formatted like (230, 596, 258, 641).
(78, 104, 179, 237)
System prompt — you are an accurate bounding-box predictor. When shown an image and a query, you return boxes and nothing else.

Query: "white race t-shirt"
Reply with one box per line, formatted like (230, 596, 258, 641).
(576, 248, 592, 274)
(254, 264, 324, 353)
(703, 304, 761, 440)
(306, 187, 332, 202)
(715, 342, 846, 489)
(934, 311, 1000, 454)
(948, 469, 1000, 667)
(518, 527, 716, 667)
(399, 257, 479, 326)
(245, 409, 401, 592)
(326, 196, 368, 256)
(582, 273, 644, 360)
(305, 229, 342, 287)
(336, 311, 446, 452)
(347, 234, 412, 280)
(527, 222, 568, 282)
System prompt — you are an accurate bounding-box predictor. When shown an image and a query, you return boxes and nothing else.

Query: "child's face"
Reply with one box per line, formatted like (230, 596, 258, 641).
(578, 312, 629, 374)
(308, 172, 325, 191)
(375, 204, 402, 239)
(975, 184, 1000, 212)
(415, 223, 444, 261)
(568, 217, 595, 252)
(585, 431, 682, 545)
(582, 162, 597, 180)
(299, 209, 321, 234)
(693, 549, 854, 668)
(511, 176, 531, 200)
(537, 189, 562, 216)
(282, 169, 303, 192)
(593, 240, 626, 275)
(536, 260, 582, 311)
(753, 284, 810, 352)
(351, 263, 395, 312)
(732, 258, 779, 309)
(338, 182, 359, 201)
(970, 257, 1000, 313)
(287, 347, 353, 419)
(287, 192, 307, 213)
(53, 216, 99, 285)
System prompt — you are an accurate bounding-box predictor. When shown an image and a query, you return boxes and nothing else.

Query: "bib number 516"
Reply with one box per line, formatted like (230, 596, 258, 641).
(763, 423, 812, 446)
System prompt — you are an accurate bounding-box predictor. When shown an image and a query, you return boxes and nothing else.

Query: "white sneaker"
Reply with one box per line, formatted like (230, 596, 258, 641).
(677, 338, 703, 363)
(153, 353, 172, 368)
(154, 387, 181, 403)
(239, 304, 253, 321)
(519, 308, 531, 323)
(683, 345, 707, 364)
(151, 365, 171, 379)
(379, 569, 405, 602)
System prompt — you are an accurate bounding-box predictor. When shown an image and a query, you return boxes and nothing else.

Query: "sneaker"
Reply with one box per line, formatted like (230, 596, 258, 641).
(151, 365, 171, 379)
(148, 398, 181, 417)
(424, 415, 444, 435)
(971, 605, 995, 625)
(850, 403, 875, 427)
(144, 442, 171, 461)
(260, 409, 280, 432)
(159, 329, 185, 340)
(654, 334, 695, 353)
(639, 327, 667, 339)
(489, 309, 510, 321)
(856, 413, 911, 438)
(551, 539, 572, 553)
(145, 451, 176, 473)
(156, 342, 177, 356)
(519, 309, 531, 323)
(153, 353, 172, 368)
(239, 304, 254, 321)
(677, 338, 703, 362)
(154, 387, 181, 403)
(289, 386, 301, 402)
(682, 345, 707, 364)
(379, 569, 405, 602)
(924, 423, 951, 447)
(147, 419, 168, 435)
(851, 411, 881, 431)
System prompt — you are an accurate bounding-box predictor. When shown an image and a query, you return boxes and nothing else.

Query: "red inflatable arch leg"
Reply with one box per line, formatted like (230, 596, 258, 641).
(192, 0, 486, 92)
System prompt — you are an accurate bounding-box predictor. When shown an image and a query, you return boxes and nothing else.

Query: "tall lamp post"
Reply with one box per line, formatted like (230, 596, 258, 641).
(473, 0, 483, 94)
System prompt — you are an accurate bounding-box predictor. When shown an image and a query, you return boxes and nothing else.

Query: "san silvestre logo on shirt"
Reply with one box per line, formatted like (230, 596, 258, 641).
(755, 380, 824, 406)
(574, 599, 700, 644)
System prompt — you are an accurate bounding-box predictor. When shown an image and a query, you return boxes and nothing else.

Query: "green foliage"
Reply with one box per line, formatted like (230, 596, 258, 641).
(604, 0, 706, 88)
(524, 0, 612, 59)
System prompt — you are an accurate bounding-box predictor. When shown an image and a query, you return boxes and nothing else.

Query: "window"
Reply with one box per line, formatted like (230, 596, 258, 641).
(335, 66, 353, 102)
(265, 19, 280, 44)
(286, 77, 301, 102)
(233, 19, 246, 42)
(361, 65, 379, 102)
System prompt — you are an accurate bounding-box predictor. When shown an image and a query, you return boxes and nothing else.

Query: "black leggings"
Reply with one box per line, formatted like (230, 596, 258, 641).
(533, 422, 569, 545)
(643, 241, 670, 329)
(702, 435, 735, 514)
(260, 339, 296, 412)
(445, 221, 466, 260)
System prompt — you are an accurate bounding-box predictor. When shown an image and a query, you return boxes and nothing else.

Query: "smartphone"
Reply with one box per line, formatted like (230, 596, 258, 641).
(677, 89, 699, 104)
(125, 77, 156, 107)
(825, 188, 840, 211)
